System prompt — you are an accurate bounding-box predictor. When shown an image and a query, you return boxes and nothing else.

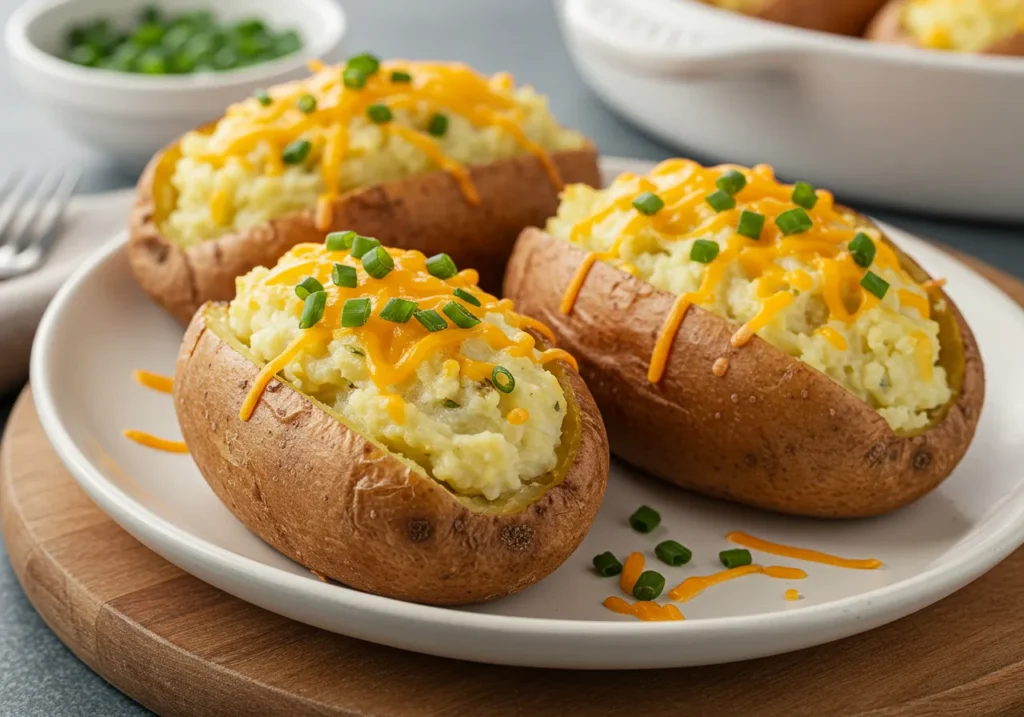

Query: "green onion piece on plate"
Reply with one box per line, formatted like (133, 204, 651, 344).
(655, 540, 693, 567)
(341, 298, 372, 328)
(298, 291, 327, 329)
(719, 548, 752, 569)
(629, 505, 661, 533)
(593, 552, 623, 577)
(632, 571, 666, 601)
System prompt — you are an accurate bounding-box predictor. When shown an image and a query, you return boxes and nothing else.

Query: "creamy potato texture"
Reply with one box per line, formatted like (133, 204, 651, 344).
(548, 161, 952, 432)
(903, 0, 1024, 50)
(228, 244, 567, 500)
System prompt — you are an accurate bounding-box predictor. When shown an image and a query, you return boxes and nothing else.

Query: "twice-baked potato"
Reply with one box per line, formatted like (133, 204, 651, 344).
(131, 55, 600, 323)
(175, 237, 609, 604)
(866, 0, 1024, 55)
(505, 159, 984, 518)
(699, 0, 891, 36)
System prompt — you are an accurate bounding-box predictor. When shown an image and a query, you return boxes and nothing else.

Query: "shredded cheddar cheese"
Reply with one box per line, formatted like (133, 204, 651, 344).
(122, 429, 189, 454)
(132, 369, 174, 394)
(727, 531, 883, 570)
(668, 565, 807, 603)
(603, 596, 684, 621)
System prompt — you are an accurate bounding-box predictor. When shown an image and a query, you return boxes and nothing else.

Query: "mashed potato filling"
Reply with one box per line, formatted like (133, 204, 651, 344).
(163, 58, 586, 248)
(903, 0, 1024, 51)
(548, 160, 952, 432)
(228, 241, 569, 500)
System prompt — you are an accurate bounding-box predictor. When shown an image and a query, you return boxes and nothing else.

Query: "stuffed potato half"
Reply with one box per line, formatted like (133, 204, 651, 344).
(505, 159, 984, 518)
(175, 238, 609, 604)
(699, 0, 891, 36)
(866, 0, 1024, 55)
(131, 55, 599, 323)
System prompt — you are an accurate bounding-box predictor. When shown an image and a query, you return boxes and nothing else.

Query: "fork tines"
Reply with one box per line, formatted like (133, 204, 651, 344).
(0, 168, 80, 278)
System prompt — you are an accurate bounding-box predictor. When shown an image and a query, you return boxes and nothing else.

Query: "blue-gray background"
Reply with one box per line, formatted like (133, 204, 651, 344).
(1, 0, 1021, 714)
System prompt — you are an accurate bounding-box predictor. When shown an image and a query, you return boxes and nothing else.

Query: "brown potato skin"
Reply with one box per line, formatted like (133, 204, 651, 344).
(130, 145, 601, 324)
(865, 0, 1024, 54)
(711, 0, 891, 36)
(504, 227, 985, 518)
(174, 305, 610, 605)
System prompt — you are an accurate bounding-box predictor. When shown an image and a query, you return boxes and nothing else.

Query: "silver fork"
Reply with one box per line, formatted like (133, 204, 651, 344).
(0, 169, 81, 280)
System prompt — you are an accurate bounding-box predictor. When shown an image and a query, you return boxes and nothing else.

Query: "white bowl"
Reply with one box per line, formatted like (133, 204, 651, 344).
(5, 0, 347, 169)
(560, 0, 1024, 222)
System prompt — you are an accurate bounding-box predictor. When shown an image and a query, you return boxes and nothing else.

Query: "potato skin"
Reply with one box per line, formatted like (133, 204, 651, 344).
(174, 305, 609, 605)
(130, 145, 601, 324)
(504, 227, 985, 518)
(741, 0, 891, 36)
(865, 0, 1024, 54)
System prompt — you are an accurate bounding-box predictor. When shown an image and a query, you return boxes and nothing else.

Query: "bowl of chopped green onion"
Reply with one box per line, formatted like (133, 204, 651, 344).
(5, 0, 346, 168)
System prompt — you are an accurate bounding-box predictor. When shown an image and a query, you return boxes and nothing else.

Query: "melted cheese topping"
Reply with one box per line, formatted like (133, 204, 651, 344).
(132, 369, 174, 394)
(620, 552, 645, 595)
(668, 565, 807, 603)
(702, 0, 767, 13)
(122, 429, 189, 453)
(603, 596, 685, 621)
(727, 531, 884, 570)
(785, 589, 801, 601)
(903, 0, 1024, 51)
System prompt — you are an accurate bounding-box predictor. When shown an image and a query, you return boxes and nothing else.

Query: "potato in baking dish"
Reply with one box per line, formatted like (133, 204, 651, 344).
(505, 159, 984, 518)
(175, 237, 609, 604)
(867, 0, 1024, 54)
(698, 0, 891, 36)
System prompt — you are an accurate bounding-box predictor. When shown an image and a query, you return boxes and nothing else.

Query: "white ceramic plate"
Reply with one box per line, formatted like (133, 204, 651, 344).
(30, 158, 1024, 669)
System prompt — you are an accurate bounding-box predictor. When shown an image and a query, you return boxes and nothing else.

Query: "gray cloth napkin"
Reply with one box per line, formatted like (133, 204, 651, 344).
(0, 189, 135, 393)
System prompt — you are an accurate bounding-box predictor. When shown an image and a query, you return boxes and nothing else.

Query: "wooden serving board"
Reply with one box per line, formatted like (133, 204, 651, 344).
(3, 252, 1024, 717)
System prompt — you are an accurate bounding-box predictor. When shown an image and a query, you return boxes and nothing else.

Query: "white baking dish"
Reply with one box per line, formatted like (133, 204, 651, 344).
(560, 0, 1024, 222)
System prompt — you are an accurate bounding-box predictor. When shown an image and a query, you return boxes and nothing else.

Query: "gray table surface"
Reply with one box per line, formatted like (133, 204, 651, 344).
(1, 0, 1022, 714)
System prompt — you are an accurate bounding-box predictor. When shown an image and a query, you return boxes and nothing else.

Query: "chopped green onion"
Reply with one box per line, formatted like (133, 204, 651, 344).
(442, 301, 480, 328)
(347, 52, 380, 75)
(298, 291, 327, 329)
(350, 235, 380, 259)
(348, 346, 365, 357)
(593, 552, 623, 577)
(443, 399, 460, 408)
(297, 94, 316, 113)
(736, 210, 765, 240)
(849, 232, 876, 268)
(791, 181, 818, 210)
(413, 309, 447, 332)
(343, 67, 367, 89)
(632, 571, 666, 601)
(453, 287, 481, 307)
(705, 190, 736, 213)
(294, 276, 324, 300)
(325, 230, 357, 251)
(425, 252, 458, 279)
(491, 366, 515, 393)
(632, 191, 664, 216)
(367, 103, 392, 124)
(690, 239, 720, 264)
(860, 271, 890, 299)
(427, 113, 448, 137)
(254, 88, 272, 106)
(716, 169, 746, 196)
(281, 139, 311, 165)
(341, 298, 372, 328)
(776, 207, 813, 235)
(719, 548, 752, 569)
(629, 505, 660, 533)
(390, 70, 412, 83)
(655, 540, 692, 567)
(331, 264, 357, 288)
(379, 297, 417, 323)
(362, 246, 394, 279)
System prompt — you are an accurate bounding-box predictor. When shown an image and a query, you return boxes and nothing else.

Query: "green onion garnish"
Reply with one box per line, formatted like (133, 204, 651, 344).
(861, 270, 890, 299)
(776, 207, 813, 235)
(343, 67, 367, 89)
(849, 232, 876, 268)
(629, 505, 661, 533)
(442, 301, 480, 328)
(350, 235, 380, 259)
(719, 548, 752, 569)
(341, 298, 372, 327)
(325, 230, 356, 251)
(632, 191, 664, 216)
(736, 210, 765, 240)
(632, 571, 666, 601)
(298, 291, 327, 329)
(427, 113, 448, 137)
(390, 70, 412, 83)
(792, 181, 818, 210)
(367, 103, 392, 124)
(297, 94, 316, 113)
(281, 139, 311, 165)
(425, 252, 458, 279)
(294, 276, 324, 300)
(593, 552, 623, 577)
(443, 399, 460, 408)
(347, 52, 380, 75)
(705, 190, 736, 213)
(453, 287, 481, 307)
(655, 540, 692, 567)
(716, 169, 746, 196)
(254, 88, 272, 106)
(690, 239, 720, 264)
(413, 309, 447, 332)
(362, 246, 394, 279)
(379, 297, 417, 323)
(332, 263, 357, 288)
(491, 366, 515, 393)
